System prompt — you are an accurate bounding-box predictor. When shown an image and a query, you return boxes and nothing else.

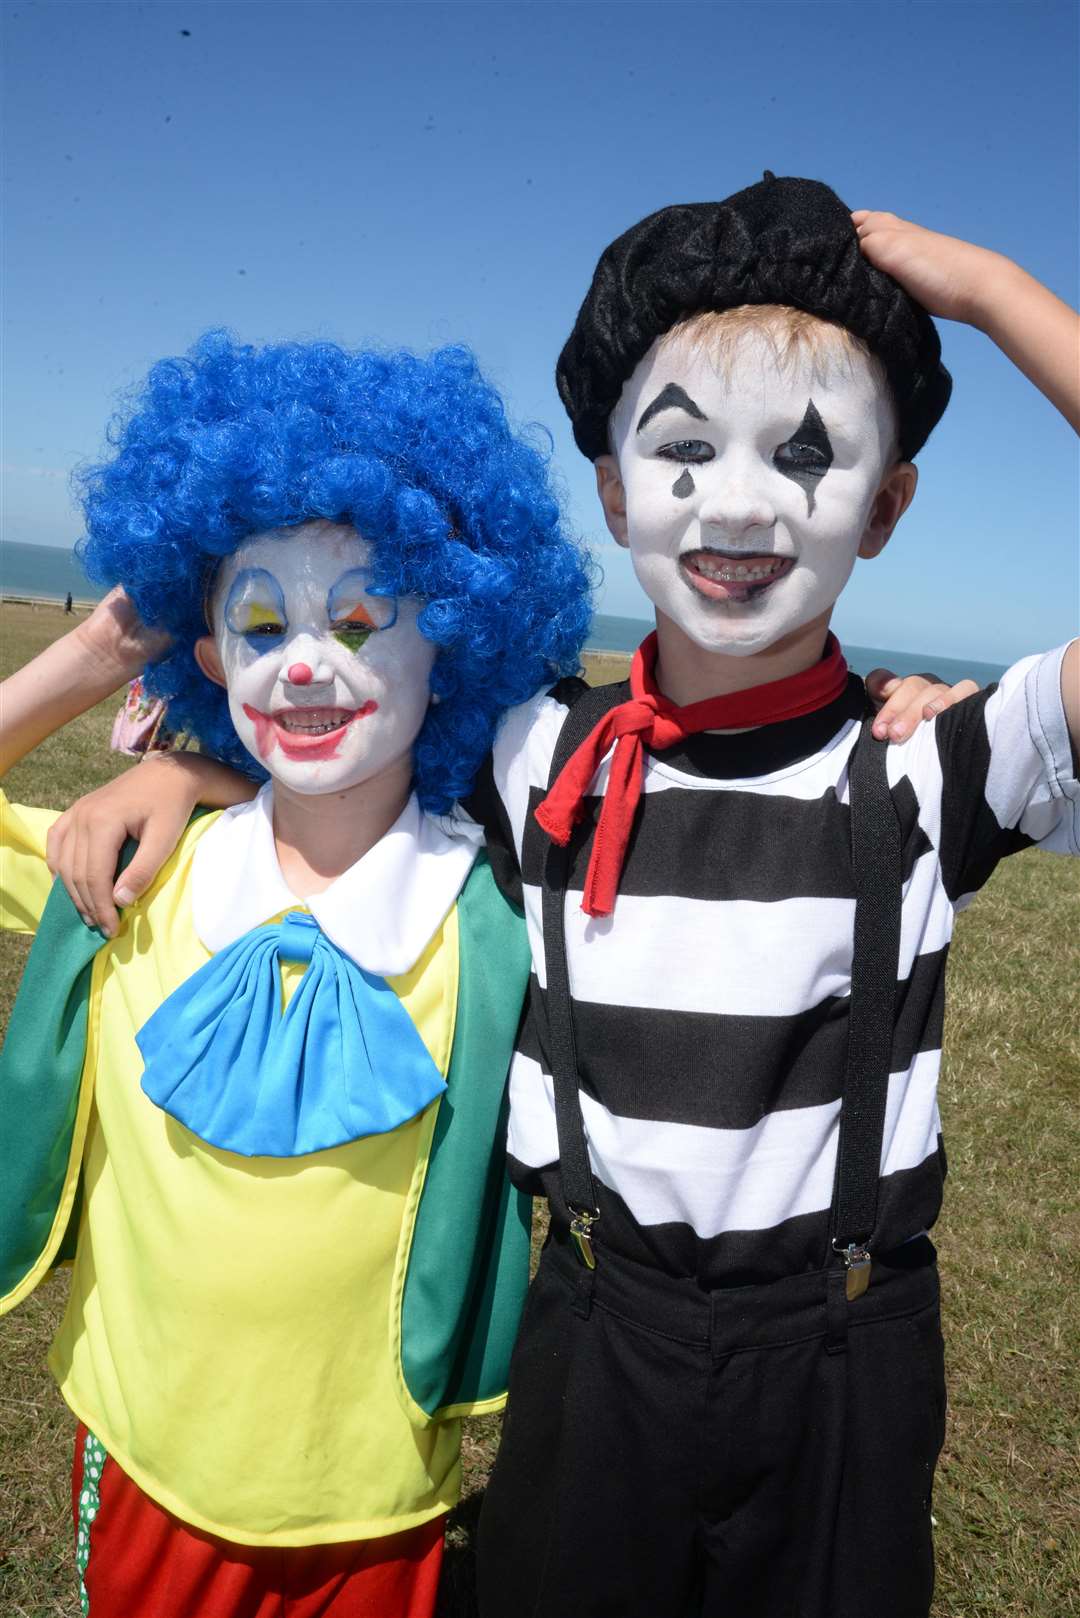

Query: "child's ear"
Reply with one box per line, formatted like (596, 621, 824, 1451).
(858, 461, 918, 559)
(595, 455, 629, 547)
(194, 635, 227, 689)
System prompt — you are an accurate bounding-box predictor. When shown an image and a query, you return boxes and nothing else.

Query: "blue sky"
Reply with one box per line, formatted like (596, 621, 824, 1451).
(3, 0, 1077, 662)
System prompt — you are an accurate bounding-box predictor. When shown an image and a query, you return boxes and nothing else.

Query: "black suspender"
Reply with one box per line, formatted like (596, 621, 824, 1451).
(831, 719, 904, 1297)
(539, 695, 903, 1294)
(541, 679, 630, 1268)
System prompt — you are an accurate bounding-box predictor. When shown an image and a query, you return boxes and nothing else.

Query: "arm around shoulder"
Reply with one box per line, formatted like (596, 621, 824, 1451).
(46, 748, 257, 937)
(0, 587, 255, 932)
(855, 215, 1079, 756)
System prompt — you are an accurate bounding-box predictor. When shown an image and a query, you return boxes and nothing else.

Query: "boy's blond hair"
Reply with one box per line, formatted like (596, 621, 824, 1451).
(659, 304, 900, 460)
(664, 302, 882, 379)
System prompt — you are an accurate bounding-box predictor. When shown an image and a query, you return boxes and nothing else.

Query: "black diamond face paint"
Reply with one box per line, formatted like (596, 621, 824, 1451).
(672, 469, 695, 499)
(776, 400, 834, 484)
(636, 383, 707, 435)
(774, 400, 834, 512)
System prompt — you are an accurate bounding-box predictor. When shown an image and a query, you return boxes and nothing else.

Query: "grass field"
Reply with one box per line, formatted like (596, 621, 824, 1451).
(1, 601, 1077, 1616)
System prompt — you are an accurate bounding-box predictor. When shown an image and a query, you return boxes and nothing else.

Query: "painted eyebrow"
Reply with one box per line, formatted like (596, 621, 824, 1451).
(790, 399, 833, 457)
(223, 568, 287, 632)
(327, 567, 398, 629)
(636, 383, 708, 434)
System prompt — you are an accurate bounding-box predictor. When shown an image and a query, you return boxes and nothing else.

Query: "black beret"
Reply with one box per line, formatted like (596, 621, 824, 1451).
(556, 173, 952, 463)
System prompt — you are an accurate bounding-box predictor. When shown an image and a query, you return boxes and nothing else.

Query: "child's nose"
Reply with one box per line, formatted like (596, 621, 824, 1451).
(697, 460, 776, 536)
(282, 637, 334, 689)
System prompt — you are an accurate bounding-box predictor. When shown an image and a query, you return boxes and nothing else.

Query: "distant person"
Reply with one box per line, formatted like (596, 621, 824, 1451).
(64, 591, 73, 613)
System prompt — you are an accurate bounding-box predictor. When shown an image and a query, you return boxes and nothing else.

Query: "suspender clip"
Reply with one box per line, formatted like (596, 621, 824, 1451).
(569, 1206, 599, 1270)
(834, 1240, 872, 1301)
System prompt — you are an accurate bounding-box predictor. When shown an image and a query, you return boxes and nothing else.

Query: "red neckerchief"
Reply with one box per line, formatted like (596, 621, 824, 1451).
(535, 631, 849, 918)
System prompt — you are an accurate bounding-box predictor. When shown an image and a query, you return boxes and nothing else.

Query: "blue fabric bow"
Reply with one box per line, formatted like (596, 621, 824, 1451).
(136, 911, 446, 1157)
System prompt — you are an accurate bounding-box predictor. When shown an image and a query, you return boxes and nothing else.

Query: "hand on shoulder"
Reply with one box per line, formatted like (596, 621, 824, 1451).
(864, 667, 980, 742)
(47, 753, 254, 936)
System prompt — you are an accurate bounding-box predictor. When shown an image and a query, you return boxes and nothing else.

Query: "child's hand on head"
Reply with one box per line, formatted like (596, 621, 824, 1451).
(865, 667, 980, 742)
(74, 586, 173, 684)
(852, 211, 1013, 328)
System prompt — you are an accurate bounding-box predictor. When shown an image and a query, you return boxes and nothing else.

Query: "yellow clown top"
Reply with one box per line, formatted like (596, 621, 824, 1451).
(0, 784, 489, 1546)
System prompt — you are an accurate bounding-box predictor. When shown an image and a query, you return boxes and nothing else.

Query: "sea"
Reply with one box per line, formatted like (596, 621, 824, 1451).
(0, 541, 1008, 687)
(586, 613, 1008, 687)
(1, 540, 103, 606)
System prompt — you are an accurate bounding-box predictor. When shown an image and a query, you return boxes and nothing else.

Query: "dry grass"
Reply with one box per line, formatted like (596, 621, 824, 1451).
(581, 648, 631, 687)
(1, 605, 1076, 1614)
(929, 851, 1080, 1616)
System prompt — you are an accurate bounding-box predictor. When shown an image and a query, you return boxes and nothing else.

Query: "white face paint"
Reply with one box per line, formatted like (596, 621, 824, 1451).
(607, 332, 897, 657)
(209, 521, 436, 796)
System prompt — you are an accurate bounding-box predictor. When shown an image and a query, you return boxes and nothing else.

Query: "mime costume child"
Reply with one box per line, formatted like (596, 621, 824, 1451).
(471, 175, 1079, 1618)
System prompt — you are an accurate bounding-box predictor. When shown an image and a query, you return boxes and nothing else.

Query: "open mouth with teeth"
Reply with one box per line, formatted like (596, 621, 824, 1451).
(242, 702, 378, 762)
(680, 550, 794, 604)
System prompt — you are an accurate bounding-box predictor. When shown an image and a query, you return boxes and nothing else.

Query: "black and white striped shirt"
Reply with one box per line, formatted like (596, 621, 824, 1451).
(467, 645, 1078, 1285)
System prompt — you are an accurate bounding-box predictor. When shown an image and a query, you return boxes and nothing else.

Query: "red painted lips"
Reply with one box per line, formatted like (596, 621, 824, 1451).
(242, 702, 379, 762)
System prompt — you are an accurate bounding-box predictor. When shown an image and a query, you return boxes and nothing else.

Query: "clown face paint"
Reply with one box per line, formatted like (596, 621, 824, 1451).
(606, 332, 897, 658)
(209, 522, 435, 796)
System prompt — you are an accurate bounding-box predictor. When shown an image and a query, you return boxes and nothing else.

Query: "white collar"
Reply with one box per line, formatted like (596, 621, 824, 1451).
(191, 784, 482, 977)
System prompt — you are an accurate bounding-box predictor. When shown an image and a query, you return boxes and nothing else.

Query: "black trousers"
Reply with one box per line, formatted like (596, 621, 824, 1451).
(478, 1234, 946, 1618)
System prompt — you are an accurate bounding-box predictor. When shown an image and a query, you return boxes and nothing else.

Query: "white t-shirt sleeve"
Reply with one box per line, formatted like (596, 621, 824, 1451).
(931, 642, 1079, 902)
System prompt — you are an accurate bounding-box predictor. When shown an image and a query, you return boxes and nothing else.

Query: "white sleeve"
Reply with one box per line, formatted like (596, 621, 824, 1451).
(930, 643, 1079, 901)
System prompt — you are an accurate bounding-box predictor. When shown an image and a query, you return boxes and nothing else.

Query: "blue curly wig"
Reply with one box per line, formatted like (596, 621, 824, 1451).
(77, 332, 594, 811)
